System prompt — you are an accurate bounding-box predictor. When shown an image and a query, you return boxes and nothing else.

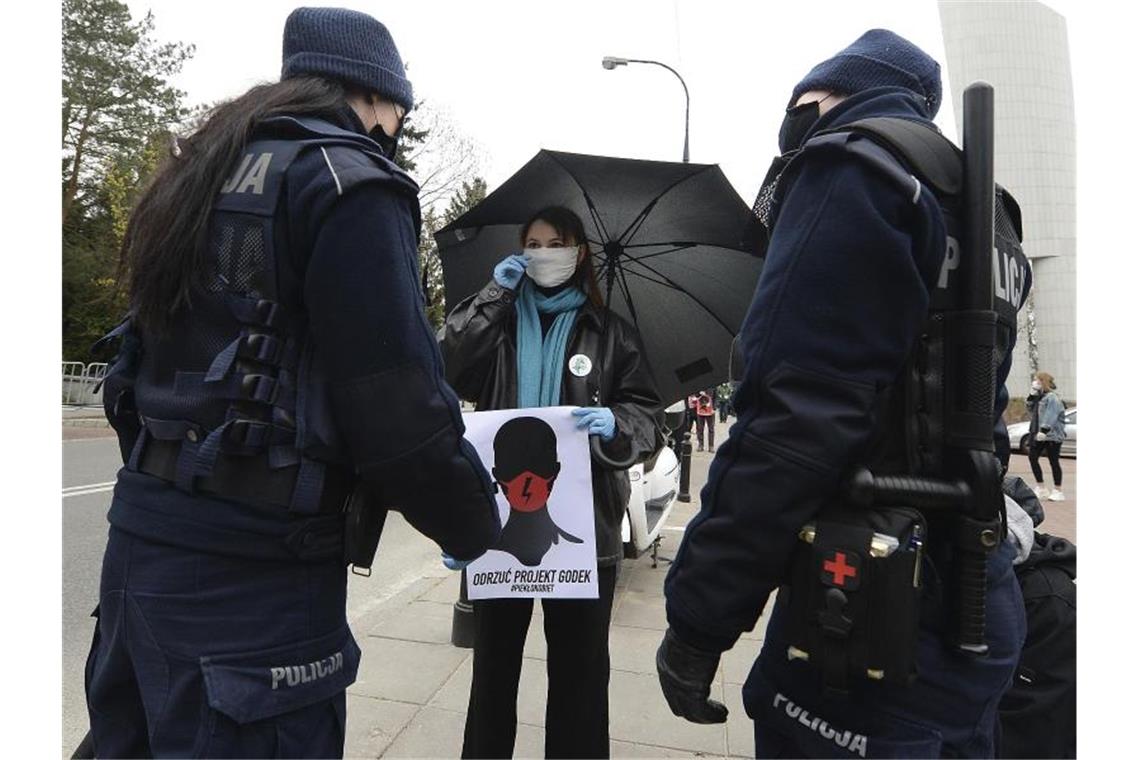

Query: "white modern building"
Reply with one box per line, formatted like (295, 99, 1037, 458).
(938, 0, 1077, 401)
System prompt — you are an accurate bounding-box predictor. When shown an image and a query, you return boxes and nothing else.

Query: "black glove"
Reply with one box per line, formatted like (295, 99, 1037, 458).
(656, 627, 728, 724)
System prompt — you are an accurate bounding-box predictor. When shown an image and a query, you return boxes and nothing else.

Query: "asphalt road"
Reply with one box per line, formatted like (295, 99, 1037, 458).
(61, 436, 124, 756)
(61, 432, 445, 757)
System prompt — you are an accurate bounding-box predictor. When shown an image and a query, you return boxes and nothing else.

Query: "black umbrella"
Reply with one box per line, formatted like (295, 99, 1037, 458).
(435, 149, 764, 407)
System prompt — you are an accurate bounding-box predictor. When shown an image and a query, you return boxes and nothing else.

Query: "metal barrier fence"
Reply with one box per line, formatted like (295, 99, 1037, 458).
(62, 362, 109, 406)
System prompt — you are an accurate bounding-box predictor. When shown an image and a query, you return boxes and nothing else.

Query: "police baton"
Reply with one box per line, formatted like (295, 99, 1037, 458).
(950, 81, 1002, 655)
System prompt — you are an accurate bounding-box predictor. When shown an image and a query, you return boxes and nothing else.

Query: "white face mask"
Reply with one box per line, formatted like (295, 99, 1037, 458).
(1031, 379, 1042, 391)
(525, 246, 580, 288)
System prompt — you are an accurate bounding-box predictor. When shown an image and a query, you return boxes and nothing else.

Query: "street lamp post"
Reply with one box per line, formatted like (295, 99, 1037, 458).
(602, 56, 690, 162)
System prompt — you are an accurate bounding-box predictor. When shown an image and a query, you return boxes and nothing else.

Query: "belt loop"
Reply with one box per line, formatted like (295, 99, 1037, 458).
(126, 427, 149, 472)
(175, 439, 201, 493)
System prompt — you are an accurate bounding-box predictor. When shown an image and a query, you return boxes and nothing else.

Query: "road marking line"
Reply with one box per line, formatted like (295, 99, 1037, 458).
(662, 526, 686, 532)
(63, 481, 116, 493)
(63, 482, 116, 498)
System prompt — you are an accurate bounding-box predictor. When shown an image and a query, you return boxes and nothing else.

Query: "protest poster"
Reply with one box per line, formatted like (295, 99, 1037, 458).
(462, 406, 598, 600)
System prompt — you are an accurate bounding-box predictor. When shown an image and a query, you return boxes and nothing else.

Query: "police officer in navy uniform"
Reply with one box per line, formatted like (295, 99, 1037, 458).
(84, 7, 500, 757)
(657, 30, 1030, 757)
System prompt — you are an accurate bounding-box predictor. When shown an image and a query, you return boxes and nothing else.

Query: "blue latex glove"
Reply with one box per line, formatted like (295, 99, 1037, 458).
(492, 253, 530, 290)
(573, 407, 617, 441)
(442, 553, 472, 571)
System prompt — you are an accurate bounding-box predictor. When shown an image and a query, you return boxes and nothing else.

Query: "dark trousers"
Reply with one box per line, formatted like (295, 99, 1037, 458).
(85, 527, 354, 758)
(695, 415, 715, 449)
(462, 565, 618, 759)
(1029, 441, 1063, 487)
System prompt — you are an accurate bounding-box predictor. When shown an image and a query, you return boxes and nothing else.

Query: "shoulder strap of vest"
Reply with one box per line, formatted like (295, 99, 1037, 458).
(217, 116, 420, 217)
(254, 115, 418, 188)
(997, 184, 1024, 242)
(815, 117, 963, 198)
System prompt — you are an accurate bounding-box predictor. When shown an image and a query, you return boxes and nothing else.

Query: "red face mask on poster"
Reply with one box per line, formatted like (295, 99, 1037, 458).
(498, 471, 556, 512)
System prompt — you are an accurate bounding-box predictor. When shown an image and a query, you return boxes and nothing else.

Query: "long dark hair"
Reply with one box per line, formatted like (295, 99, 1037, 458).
(518, 206, 604, 308)
(122, 76, 350, 336)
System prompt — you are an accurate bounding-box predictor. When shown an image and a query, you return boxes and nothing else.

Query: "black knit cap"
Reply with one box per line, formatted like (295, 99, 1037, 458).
(791, 29, 942, 117)
(282, 6, 413, 111)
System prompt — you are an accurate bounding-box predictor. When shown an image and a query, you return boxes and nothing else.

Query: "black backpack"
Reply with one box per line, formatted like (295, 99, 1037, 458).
(999, 532, 1077, 758)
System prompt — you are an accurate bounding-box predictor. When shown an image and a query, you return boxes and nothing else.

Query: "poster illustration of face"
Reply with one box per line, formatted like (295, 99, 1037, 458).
(462, 406, 598, 600)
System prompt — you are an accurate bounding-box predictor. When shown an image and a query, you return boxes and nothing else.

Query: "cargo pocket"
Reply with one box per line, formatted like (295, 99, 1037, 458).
(197, 626, 360, 758)
(746, 667, 942, 759)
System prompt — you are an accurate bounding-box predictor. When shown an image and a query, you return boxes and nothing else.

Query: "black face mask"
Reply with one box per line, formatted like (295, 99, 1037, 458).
(369, 123, 400, 161)
(778, 100, 821, 155)
(368, 98, 404, 162)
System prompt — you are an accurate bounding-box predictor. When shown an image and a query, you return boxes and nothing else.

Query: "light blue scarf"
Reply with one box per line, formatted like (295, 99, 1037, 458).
(515, 278, 587, 408)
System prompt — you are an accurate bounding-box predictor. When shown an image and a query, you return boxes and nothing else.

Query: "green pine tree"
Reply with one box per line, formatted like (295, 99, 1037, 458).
(62, 0, 193, 228)
(62, 0, 193, 360)
(418, 178, 488, 329)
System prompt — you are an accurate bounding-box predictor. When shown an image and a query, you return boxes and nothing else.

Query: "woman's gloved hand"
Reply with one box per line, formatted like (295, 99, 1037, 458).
(492, 253, 530, 290)
(442, 553, 473, 571)
(572, 407, 616, 441)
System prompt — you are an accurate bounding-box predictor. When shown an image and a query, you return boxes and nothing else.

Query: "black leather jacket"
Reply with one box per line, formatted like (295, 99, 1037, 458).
(442, 279, 665, 566)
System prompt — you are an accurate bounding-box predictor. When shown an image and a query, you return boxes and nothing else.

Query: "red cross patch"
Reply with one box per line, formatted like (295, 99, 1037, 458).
(820, 550, 861, 590)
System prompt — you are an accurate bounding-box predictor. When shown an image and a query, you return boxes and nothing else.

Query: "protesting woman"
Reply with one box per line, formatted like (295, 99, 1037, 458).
(442, 205, 663, 758)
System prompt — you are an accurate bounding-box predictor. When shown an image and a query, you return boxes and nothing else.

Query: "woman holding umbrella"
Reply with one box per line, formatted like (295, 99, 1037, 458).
(442, 205, 664, 758)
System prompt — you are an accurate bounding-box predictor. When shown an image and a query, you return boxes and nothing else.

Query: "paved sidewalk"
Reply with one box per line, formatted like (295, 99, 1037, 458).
(1006, 453, 1077, 542)
(341, 428, 1079, 758)
(62, 405, 110, 428)
(343, 439, 765, 759)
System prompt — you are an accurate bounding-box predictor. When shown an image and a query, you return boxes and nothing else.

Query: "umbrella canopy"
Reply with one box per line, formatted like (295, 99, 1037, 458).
(436, 149, 764, 407)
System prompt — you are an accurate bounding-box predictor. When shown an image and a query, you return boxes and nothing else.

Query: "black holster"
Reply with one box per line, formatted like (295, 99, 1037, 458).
(343, 485, 388, 575)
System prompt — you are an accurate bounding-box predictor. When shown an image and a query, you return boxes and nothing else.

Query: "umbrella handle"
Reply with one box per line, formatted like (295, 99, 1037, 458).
(589, 434, 640, 470)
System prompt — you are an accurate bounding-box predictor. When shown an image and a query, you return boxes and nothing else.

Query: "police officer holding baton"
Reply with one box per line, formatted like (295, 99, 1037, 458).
(83, 8, 500, 756)
(657, 30, 1030, 757)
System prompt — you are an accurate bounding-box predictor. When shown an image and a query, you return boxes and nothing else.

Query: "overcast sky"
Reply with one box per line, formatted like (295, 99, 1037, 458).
(130, 0, 1082, 206)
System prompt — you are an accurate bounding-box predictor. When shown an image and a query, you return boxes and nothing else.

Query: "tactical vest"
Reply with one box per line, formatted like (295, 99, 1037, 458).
(765, 117, 1031, 692)
(99, 116, 419, 515)
(770, 117, 1030, 478)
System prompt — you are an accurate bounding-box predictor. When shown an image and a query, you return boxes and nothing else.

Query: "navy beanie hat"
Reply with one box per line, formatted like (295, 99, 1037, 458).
(282, 7, 414, 111)
(792, 29, 942, 117)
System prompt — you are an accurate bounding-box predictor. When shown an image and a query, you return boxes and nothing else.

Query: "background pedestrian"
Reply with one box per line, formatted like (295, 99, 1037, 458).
(695, 389, 716, 451)
(1028, 371, 1067, 501)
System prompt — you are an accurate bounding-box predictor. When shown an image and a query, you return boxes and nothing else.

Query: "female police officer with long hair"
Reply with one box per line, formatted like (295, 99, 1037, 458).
(84, 8, 499, 757)
(443, 206, 663, 758)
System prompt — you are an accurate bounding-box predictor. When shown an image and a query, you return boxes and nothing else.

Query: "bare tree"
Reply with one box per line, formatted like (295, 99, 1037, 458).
(404, 102, 486, 213)
(1023, 286, 1040, 376)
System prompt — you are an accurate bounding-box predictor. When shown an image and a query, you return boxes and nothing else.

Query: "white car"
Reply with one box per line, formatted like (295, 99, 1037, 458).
(1007, 406, 1077, 457)
(621, 400, 685, 565)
